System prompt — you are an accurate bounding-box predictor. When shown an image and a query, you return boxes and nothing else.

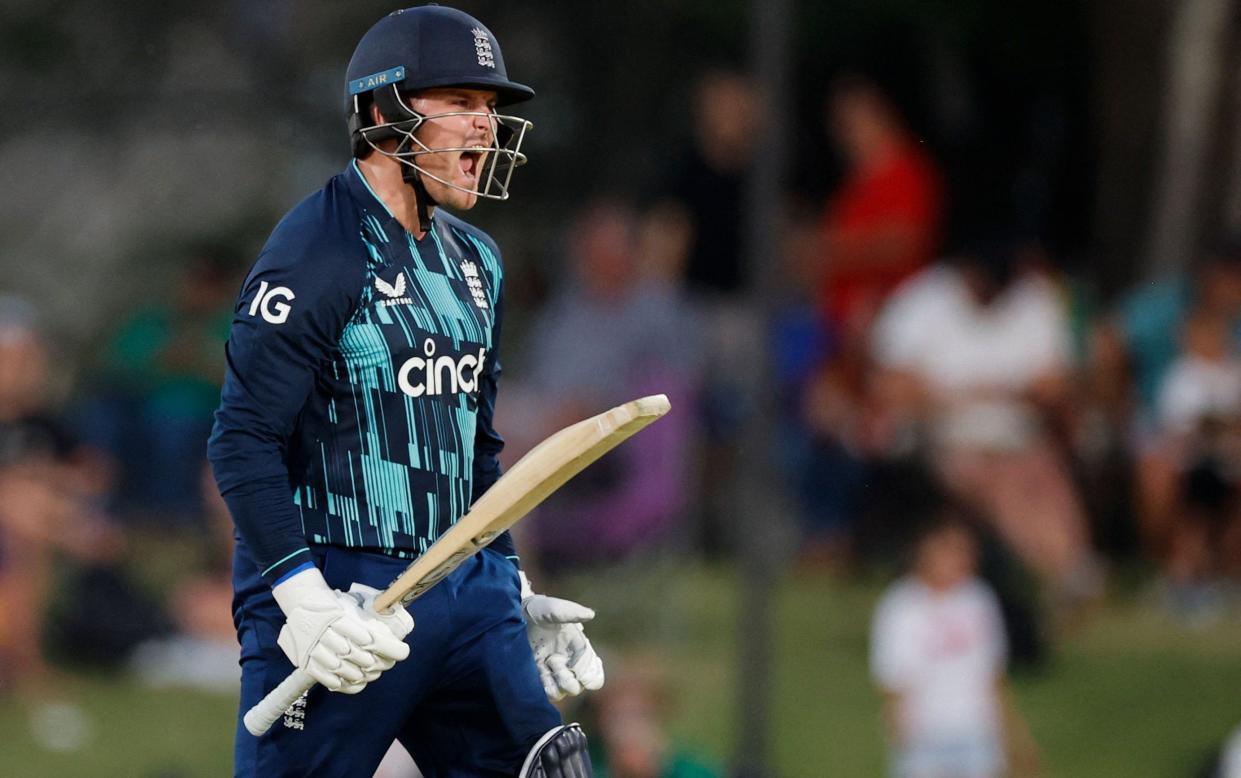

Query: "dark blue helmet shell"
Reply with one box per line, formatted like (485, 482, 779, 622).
(345, 5, 535, 113)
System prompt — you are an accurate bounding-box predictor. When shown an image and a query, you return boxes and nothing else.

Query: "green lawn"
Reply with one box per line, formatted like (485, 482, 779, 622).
(3, 564, 1239, 776)
(565, 562, 1241, 777)
(0, 675, 237, 776)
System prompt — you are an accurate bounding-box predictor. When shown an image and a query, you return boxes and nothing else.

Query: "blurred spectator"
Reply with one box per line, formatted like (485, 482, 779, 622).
(818, 74, 944, 338)
(792, 76, 944, 566)
(509, 200, 701, 569)
(1110, 241, 1241, 418)
(1148, 310, 1241, 622)
(772, 214, 856, 564)
(651, 69, 761, 555)
(1157, 311, 1241, 435)
(1072, 303, 1139, 561)
(1104, 241, 1241, 556)
(0, 297, 122, 696)
(871, 519, 1038, 778)
(868, 243, 1100, 606)
(589, 655, 720, 778)
(82, 243, 237, 523)
(657, 69, 756, 298)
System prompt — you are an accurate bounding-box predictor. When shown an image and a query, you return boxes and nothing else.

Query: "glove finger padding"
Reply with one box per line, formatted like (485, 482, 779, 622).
(331, 656, 367, 685)
(330, 610, 378, 648)
(363, 627, 410, 663)
(536, 662, 561, 701)
(369, 654, 397, 673)
(523, 595, 596, 626)
(546, 653, 583, 696)
(316, 628, 352, 658)
(303, 646, 349, 690)
(576, 652, 605, 691)
(562, 624, 591, 664)
(307, 670, 347, 691)
(339, 643, 379, 672)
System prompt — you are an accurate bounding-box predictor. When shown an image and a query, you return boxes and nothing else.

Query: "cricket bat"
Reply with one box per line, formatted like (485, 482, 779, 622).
(244, 394, 671, 736)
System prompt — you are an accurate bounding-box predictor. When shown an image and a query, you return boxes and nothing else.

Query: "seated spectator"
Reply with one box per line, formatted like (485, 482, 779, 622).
(869, 243, 1100, 605)
(1101, 240, 1241, 555)
(1112, 240, 1241, 419)
(1151, 310, 1241, 622)
(0, 297, 122, 697)
(871, 519, 1038, 778)
(504, 200, 701, 570)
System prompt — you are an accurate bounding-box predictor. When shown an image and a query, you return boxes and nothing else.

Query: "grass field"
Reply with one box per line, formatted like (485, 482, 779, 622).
(2, 564, 1239, 776)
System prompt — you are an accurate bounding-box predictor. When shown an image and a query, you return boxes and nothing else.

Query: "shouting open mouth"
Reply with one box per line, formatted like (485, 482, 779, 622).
(458, 147, 489, 185)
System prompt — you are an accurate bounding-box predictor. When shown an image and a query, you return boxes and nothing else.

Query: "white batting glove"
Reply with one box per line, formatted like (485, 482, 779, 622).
(272, 567, 411, 694)
(519, 571, 605, 701)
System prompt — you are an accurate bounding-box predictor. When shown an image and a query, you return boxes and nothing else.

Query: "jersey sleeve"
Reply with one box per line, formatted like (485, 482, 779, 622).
(207, 217, 363, 585)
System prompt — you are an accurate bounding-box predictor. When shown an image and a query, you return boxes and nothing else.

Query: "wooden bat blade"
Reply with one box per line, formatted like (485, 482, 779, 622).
(375, 393, 670, 611)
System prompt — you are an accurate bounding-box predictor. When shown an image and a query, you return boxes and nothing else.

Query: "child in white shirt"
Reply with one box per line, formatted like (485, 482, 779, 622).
(871, 520, 1038, 778)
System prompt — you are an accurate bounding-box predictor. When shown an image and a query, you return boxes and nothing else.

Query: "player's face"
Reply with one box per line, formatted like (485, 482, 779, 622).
(408, 88, 499, 211)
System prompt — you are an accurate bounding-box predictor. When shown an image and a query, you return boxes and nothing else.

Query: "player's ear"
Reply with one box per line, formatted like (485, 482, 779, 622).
(370, 102, 386, 126)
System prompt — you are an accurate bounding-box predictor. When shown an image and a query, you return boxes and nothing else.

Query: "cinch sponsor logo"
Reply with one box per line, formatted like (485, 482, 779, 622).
(397, 338, 486, 398)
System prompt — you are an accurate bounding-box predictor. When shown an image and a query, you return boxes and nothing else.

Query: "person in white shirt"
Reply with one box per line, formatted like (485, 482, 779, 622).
(869, 244, 1098, 603)
(871, 519, 1038, 778)
(1153, 310, 1241, 617)
(1158, 310, 1241, 435)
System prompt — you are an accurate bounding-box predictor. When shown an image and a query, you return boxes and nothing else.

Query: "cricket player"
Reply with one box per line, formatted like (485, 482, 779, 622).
(208, 7, 602, 776)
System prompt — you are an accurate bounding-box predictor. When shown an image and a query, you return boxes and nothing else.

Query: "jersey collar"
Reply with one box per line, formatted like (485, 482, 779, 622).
(345, 159, 416, 235)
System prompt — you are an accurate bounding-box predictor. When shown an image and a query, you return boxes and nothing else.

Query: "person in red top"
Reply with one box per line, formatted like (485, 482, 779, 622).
(819, 76, 944, 335)
(794, 78, 944, 564)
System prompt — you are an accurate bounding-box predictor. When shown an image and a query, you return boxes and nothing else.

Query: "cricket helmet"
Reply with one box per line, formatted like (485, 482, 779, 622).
(345, 5, 534, 212)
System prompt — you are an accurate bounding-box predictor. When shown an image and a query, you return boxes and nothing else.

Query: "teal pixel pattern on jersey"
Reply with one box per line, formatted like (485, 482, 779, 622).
(300, 199, 502, 557)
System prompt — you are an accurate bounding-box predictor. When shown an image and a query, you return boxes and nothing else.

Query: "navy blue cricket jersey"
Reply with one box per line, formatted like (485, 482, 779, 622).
(208, 161, 516, 585)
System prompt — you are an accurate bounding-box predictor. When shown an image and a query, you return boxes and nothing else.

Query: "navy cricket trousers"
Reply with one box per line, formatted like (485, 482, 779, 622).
(232, 543, 562, 777)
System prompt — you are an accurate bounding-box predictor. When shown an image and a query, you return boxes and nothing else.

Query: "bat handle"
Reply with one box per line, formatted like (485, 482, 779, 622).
(244, 669, 316, 736)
